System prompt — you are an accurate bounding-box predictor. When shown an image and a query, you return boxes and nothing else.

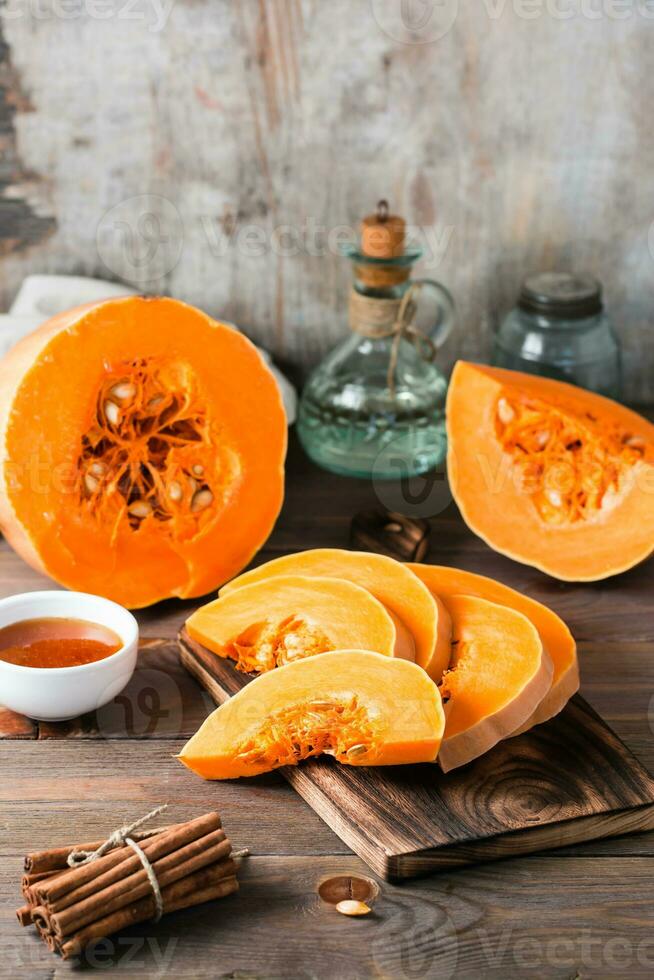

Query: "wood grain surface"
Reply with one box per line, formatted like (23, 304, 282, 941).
(1, 433, 654, 976)
(179, 628, 654, 880)
(2, 3, 654, 401)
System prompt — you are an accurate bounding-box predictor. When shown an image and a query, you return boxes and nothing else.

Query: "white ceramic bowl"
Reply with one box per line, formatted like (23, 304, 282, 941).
(0, 591, 139, 721)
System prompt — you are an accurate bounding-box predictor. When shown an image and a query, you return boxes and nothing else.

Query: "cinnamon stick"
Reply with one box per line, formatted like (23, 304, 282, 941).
(47, 825, 226, 915)
(17, 810, 243, 961)
(24, 825, 173, 874)
(16, 905, 32, 927)
(22, 869, 60, 900)
(58, 868, 239, 960)
(35, 813, 221, 906)
(52, 843, 234, 938)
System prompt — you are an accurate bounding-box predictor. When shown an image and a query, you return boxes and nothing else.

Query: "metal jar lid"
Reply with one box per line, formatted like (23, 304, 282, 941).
(518, 272, 603, 319)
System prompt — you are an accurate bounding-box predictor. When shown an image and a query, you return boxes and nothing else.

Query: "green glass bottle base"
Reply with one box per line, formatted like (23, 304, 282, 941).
(297, 414, 447, 480)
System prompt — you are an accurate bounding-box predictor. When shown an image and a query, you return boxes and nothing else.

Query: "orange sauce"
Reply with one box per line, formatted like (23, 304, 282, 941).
(0, 617, 122, 669)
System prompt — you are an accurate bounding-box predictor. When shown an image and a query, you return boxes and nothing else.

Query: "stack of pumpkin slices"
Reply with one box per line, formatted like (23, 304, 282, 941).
(178, 549, 578, 778)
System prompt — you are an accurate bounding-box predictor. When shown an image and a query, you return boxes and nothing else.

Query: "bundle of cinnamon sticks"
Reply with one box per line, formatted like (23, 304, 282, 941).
(16, 811, 240, 960)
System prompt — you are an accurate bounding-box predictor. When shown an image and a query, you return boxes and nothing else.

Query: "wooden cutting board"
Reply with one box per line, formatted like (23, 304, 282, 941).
(179, 629, 654, 881)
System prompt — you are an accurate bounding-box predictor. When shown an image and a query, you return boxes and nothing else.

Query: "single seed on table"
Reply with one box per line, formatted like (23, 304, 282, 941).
(191, 489, 213, 513)
(497, 398, 515, 424)
(109, 382, 136, 401)
(128, 500, 151, 518)
(167, 481, 183, 502)
(336, 900, 371, 917)
(104, 400, 120, 426)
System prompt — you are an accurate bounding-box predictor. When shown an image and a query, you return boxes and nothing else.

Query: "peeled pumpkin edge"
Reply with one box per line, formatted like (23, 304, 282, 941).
(437, 595, 554, 773)
(408, 562, 579, 734)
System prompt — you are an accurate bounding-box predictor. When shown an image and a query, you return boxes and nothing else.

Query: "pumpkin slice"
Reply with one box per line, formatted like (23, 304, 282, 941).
(221, 549, 451, 680)
(409, 563, 578, 732)
(178, 650, 445, 778)
(447, 361, 654, 581)
(438, 595, 553, 772)
(186, 574, 415, 674)
(0, 297, 287, 607)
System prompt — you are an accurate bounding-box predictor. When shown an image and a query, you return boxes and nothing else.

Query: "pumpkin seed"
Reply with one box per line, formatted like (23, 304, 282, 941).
(128, 500, 151, 518)
(336, 900, 371, 917)
(84, 473, 99, 494)
(545, 489, 562, 508)
(167, 481, 183, 502)
(110, 382, 136, 401)
(104, 400, 120, 426)
(497, 398, 515, 424)
(192, 463, 204, 476)
(191, 489, 213, 513)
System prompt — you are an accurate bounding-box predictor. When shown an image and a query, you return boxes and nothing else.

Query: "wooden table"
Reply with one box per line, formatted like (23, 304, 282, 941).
(2, 434, 654, 979)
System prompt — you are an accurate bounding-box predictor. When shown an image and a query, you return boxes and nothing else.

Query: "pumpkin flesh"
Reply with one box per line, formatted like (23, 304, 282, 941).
(0, 297, 287, 607)
(409, 563, 578, 732)
(438, 595, 553, 772)
(186, 574, 414, 673)
(447, 362, 654, 580)
(178, 650, 445, 778)
(221, 549, 451, 680)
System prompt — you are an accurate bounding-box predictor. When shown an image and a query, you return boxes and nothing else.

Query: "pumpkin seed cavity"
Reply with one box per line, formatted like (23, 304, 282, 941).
(228, 616, 335, 674)
(234, 697, 379, 771)
(495, 391, 652, 526)
(79, 359, 217, 533)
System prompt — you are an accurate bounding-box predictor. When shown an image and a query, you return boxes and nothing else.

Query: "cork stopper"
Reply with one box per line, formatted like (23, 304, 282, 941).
(361, 200, 406, 259)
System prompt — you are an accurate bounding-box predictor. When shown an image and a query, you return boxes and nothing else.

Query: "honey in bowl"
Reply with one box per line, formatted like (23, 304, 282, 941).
(0, 617, 122, 669)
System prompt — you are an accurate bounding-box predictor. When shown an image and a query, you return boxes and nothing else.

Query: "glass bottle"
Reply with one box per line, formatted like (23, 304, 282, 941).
(297, 204, 455, 480)
(492, 272, 622, 399)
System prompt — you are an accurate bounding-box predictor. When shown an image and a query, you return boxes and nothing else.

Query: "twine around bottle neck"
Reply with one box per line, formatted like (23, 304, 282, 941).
(348, 282, 435, 395)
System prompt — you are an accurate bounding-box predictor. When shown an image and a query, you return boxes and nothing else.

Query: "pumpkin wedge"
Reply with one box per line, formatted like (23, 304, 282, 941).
(221, 549, 451, 680)
(447, 362, 654, 581)
(0, 296, 286, 607)
(186, 574, 415, 673)
(409, 563, 578, 733)
(178, 650, 445, 778)
(438, 595, 553, 772)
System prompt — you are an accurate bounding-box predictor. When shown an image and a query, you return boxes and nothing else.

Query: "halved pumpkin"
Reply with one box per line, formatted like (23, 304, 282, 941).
(409, 563, 578, 732)
(178, 650, 445, 778)
(221, 549, 451, 680)
(186, 574, 414, 673)
(0, 297, 287, 607)
(438, 595, 553, 772)
(447, 362, 654, 581)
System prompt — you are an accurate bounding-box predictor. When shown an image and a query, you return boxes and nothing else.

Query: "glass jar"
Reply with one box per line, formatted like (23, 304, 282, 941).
(297, 245, 455, 479)
(492, 272, 621, 399)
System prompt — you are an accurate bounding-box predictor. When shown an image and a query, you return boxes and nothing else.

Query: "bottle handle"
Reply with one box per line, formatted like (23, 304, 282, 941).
(412, 278, 456, 350)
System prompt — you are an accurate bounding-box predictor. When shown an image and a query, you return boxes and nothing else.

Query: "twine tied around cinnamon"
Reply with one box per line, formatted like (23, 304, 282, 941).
(67, 804, 168, 922)
(348, 282, 436, 395)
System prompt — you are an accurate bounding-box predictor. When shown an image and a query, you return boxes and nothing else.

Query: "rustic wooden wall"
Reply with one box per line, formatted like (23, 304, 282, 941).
(1, 1, 653, 399)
